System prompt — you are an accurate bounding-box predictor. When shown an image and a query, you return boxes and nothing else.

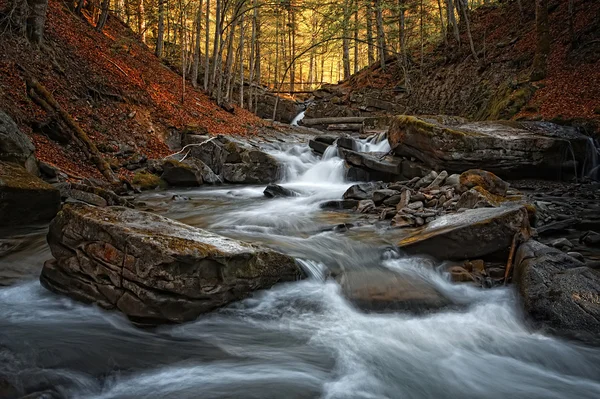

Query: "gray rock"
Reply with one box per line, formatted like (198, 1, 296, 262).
(550, 237, 573, 250)
(357, 199, 376, 213)
(0, 161, 60, 227)
(308, 139, 329, 154)
(320, 199, 359, 210)
(338, 147, 402, 182)
(398, 205, 531, 260)
(0, 111, 37, 175)
(427, 170, 448, 188)
(40, 204, 305, 324)
(343, 182, 385, 200)
(408, 201, 423, 210)
(514, 240, 600, 344)
(264, 184, 299, 198)
(445, 174, 460, 187)
(415, 171, 438, 189)
(389, 116, 590, 179)
(372, 189, 400, 204)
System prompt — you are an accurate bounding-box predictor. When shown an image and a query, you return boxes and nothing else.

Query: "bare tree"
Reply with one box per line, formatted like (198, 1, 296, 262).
(531, 0, 549, 81)
(96, 0, 110, 32)
(191, 0, 203, 87)
(156, 0, 166, 57)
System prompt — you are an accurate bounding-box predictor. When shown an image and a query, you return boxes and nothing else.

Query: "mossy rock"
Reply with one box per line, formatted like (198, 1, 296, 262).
(133, 171, 166, 190)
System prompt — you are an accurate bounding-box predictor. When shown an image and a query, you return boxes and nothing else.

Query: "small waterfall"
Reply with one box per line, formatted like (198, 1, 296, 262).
(356, 132, 391, 153)
(290, 111, 306, 126)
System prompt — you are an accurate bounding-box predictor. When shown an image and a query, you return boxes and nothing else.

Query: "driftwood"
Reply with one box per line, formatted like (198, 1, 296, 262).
(326, 123, 363, 132)
(300, 117, 367, 126)
(26, 77, 119, 184)
(503, 232, 520, 285)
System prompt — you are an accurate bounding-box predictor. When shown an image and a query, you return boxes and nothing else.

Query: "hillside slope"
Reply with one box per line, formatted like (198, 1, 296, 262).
(0, 0, 264, 179)
(308, 0, 600, 132)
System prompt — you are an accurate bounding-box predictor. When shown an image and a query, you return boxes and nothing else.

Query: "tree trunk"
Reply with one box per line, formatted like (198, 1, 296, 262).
(137, 0, 146, 43)
(26, 0, 48, 45)
(436, 0, 448, 47)
(223, 17, 237, 102)
(156, 0, 165, 57)
(247, 0, 257, 109)
(191, 0, 203, 87)
(568, 0, 575, 47)
(203, 0, 211, 90)
(447, 0, 460, 45)
(209, 0, 222, 93)
(342, 0, 351, 80)
(353, 0, 359, 74)
(96, 0, 110, 32)
(531, 0, 549, 81)
(460, 0, 477, 62)
(239, 12, 245, 107)
(366, 0, 375, 65)
(180, 0, 186, 104)
(375, 0, 386, 70)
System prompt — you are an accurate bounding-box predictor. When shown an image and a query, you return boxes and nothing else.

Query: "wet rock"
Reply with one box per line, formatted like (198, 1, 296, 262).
(264, 184, 299, 198)
(581, 231, 600, 248)
(0, 110, 38, 175)
(339, 148, 402, 182)
(396, 190, 411, 210)
(447, 266, 476, 283)
(40, 204, 305, 324)
(459, 169, 509, 196)
(320, 199, 359, 210)
(445, 174, 460, 187)
(408, 201, 423, 210)
(567, 252, 585, 262)
(427, 170, 448, 188)
(383, 194, 402, 206)
(343, 182, 385, 200)
(455, 187, 504, 209)
(372, 189, 400, 204)
(391, 213, 414, 228)
(161, 159, 203, 186)
(55, 182, 131, 207)
(513, 240, 600, 344)
(338, 268, 451, 313)
(388, 116, 590, 179)
(221, 149, 282, 184)
(550, 238, 573, 251)
(357, 200, 376, 213)
(398, 205, 531, 260)
(0, 161, 60, 227)
(415, 171, 438, 189)
(308, 139, 329, 154)
(337, 136, 358, 151)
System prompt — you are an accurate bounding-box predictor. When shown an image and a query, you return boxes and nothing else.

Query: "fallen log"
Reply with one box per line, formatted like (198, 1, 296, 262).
(300, 117, 367, 126)
(25, 77, 119, 184)
(326, 123, 363, 132)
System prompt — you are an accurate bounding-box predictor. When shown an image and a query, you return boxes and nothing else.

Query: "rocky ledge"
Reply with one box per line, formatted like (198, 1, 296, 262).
(388, 115, 593, 179)
(40, 204, 306, 324)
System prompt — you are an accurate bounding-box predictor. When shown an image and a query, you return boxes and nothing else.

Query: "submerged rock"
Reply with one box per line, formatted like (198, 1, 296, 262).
(338, 268, 451, 313)
(388, 116, 590, 179)
(0, 161, 60, 228)
(40, 204, 305, 324)
(398, 205, 531, 260)
(514, 240, 600, 344)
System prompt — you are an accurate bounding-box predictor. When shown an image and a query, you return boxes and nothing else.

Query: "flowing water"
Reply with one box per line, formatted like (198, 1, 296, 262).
(2, 140, 600, 398)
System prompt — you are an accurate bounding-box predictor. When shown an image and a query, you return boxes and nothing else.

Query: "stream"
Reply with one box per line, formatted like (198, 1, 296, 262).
(2, 139, 600, 398)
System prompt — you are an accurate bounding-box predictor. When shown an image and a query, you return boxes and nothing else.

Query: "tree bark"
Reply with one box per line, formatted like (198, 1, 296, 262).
(191, 0, 203, 87)
(342, 0, 351, 79)
(447, 0, 460, 45)
(136, 0, 146, 43)
(366, 0, 375, 65)
(239, 11, 245, 107)
(156, 0, 165, 57)
(531, 0, 549, 81)
(353, 0, 359, 74)
(96, 0, 110, 32)
(375, 0, 386, 70)
(203, 0, 211, 90)
(26, 0, 48, 45)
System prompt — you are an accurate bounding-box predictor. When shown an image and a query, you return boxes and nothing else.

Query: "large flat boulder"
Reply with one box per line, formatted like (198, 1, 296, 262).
(513, 240, 600, 344)
(338, 147, 402, 182)
(0, 161, 60, 228)
(398, 205, 530, 260)
(40, 204, 305, 324)
(388, 116, 591, 179)
(0, 111, 37, 174)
